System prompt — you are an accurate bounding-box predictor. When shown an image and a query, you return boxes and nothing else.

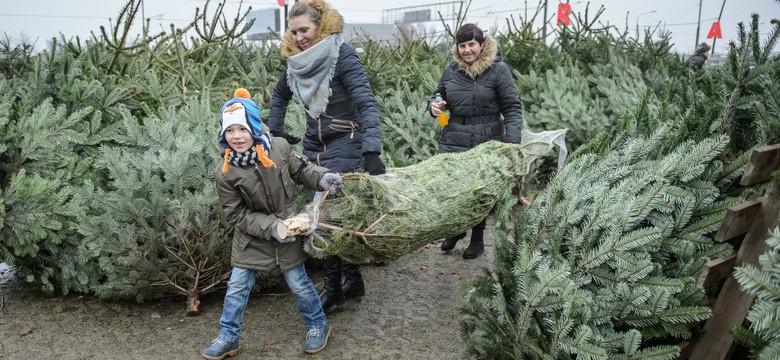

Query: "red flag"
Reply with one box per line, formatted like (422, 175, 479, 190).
(278, 0, 286, 6)
(557, 3, 572, 26)
(706, 22, 722, 39)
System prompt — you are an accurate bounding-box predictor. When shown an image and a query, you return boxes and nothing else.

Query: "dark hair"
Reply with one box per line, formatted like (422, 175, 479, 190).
(455, 23, 484, 45)
(695, 42, 711, 54)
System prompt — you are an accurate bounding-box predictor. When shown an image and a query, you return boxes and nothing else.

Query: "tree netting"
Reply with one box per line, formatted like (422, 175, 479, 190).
(303, 129, 568, 263)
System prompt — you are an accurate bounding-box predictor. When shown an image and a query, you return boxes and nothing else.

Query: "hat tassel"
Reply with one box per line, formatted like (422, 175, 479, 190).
(256, 145, 277, 168)
(222, 149, 231, 173)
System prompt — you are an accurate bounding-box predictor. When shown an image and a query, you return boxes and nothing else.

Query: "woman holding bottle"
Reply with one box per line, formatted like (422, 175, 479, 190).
(429, 23, 523, 259)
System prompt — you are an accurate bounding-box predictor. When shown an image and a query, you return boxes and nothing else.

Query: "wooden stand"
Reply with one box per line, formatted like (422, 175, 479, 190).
(684, 144, 780, 360)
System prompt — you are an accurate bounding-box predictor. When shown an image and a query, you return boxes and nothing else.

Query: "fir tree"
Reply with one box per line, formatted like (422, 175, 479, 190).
(710, 14, 780, 156)
(459, 124, 743, 359)
(71, 94, 278, 313)
(0, 79, 103, 293)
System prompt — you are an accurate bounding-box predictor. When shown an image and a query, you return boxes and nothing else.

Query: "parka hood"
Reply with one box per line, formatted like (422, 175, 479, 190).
(451, 36, 498, 79)
(280, 0, 344, 59)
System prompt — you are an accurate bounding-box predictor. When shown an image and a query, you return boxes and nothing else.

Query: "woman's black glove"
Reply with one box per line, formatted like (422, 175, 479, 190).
(270, 130, 301, 145)
(363, 152, 386, 175)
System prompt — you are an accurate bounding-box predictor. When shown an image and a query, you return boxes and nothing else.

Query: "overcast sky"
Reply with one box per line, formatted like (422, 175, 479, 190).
(1, 0, 778, 54)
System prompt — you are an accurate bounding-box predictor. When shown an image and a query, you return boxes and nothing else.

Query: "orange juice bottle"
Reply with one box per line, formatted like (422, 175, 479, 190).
(434, 93, 448, 127)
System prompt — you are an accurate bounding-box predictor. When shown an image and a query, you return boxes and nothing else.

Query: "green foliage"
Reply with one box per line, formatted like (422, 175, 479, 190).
(69, 95, 279, 302)
(377, 85, 439, 167)
(710, 14, 780, 156)
(0, 80, 102, 293)
(587, 51, 654, 122)
(459, 125, 742, 359)
(0, 34, 35, 80)
(733, 224, 780, 360)
(517, 66, 606, 149)
(358, 33, 446, 97)
(0, 0, 776, 317)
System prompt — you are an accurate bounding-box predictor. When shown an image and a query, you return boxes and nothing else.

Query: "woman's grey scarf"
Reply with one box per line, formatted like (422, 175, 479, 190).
(286, 33, 343, 119)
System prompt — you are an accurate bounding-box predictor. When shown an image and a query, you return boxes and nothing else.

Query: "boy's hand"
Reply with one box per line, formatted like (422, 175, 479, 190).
(270, 219, 295, 243)
(318, 173, 343, 194)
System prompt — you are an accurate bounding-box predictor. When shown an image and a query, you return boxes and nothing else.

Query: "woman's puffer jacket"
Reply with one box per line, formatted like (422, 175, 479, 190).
(268, 0, 381, 172)
(432, 36, 523, 153)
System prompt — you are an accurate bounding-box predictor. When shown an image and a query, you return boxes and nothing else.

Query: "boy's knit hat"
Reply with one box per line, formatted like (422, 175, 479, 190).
(219, 88, 275, 172)
(218, 88, 265, 148)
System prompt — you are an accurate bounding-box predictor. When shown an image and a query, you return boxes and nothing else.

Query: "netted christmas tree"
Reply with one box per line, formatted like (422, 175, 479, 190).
(304, 130, 567, 264)
(459, 123, 745, 359)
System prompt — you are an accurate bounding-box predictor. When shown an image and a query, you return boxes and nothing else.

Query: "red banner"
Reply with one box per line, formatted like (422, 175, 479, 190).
(706, 22, 723, 39)
(557, 3, 572, 26)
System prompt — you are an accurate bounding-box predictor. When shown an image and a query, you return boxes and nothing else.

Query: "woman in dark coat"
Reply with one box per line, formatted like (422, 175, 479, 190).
(429, 23, 523, 259)
(689, 42, 711, 71)
(267, 0, 385, 313)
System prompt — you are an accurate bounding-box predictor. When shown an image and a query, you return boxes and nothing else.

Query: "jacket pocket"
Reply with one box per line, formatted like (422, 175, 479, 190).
(233, 231, 251, 252)
(328, 119, 359, 133)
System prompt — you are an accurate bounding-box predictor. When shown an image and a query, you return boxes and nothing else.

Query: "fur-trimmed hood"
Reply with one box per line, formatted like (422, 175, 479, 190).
(280, 0, 344, 59)
(451, 36, 498, 79)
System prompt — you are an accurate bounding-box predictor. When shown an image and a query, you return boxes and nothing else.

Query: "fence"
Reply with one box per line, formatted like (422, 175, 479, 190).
(678, 143, 780, 360)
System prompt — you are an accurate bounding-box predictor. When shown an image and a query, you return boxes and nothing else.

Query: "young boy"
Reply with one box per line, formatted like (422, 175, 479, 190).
(202, 88, 342, 359)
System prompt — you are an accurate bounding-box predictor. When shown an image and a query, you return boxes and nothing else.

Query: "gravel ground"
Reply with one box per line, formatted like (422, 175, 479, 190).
(0, 233, 494, 360)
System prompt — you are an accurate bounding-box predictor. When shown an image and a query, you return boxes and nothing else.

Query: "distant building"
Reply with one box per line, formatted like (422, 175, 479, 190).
(244, 7, 444, 49)
(343, 23, 396, 46)
(246, 8, 281, 44)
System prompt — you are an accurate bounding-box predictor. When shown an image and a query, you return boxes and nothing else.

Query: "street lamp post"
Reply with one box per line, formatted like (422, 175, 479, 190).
(695, 0, 703, 48)
(635, 10, 656, 39)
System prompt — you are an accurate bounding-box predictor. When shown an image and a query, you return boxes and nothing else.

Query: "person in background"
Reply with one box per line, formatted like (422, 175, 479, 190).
(267, 0, 385, 313)
(429, 23, 523, 259)
(690, 42, 711, 71)
(202, 88, 343, 359)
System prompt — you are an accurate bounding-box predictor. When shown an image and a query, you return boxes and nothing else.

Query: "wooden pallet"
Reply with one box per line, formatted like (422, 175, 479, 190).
(680, 144, 780, 360)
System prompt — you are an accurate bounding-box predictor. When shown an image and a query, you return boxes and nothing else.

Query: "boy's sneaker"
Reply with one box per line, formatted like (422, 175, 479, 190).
(304, 324, 332, 354)
(201, 338, 239, 360)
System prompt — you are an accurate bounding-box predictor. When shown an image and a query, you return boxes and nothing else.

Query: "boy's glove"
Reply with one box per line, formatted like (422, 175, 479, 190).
(270, 130, 301, 145)
(363, 152, 386, 175)
(270, 219, 296, 243)
(318, 173, 344, 194)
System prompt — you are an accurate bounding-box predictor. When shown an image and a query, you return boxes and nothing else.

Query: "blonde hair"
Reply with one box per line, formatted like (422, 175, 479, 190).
(288, 0, 323, 23)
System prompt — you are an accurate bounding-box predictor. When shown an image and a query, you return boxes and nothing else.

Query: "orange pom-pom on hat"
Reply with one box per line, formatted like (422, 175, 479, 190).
(234, 88, 251, 99)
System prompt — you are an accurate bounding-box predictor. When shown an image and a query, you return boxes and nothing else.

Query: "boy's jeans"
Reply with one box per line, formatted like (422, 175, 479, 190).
(218, 263, 327, 342)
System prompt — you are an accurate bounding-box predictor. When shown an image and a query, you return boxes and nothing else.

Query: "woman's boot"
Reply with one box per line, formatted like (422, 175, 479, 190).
(318, 256, 345, 312)
(463, 219, 486, 259)
(441, 232, 466, 252)
(341, 262, 365, 300)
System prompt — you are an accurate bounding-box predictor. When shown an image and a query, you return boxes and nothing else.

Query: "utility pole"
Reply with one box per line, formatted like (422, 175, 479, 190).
(711, 0, 727, 55)
(141, 0, 146, 38)
(542, 0, 548, 39)
(694, 0, 703, 48)
(636, 10, 656, 39)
